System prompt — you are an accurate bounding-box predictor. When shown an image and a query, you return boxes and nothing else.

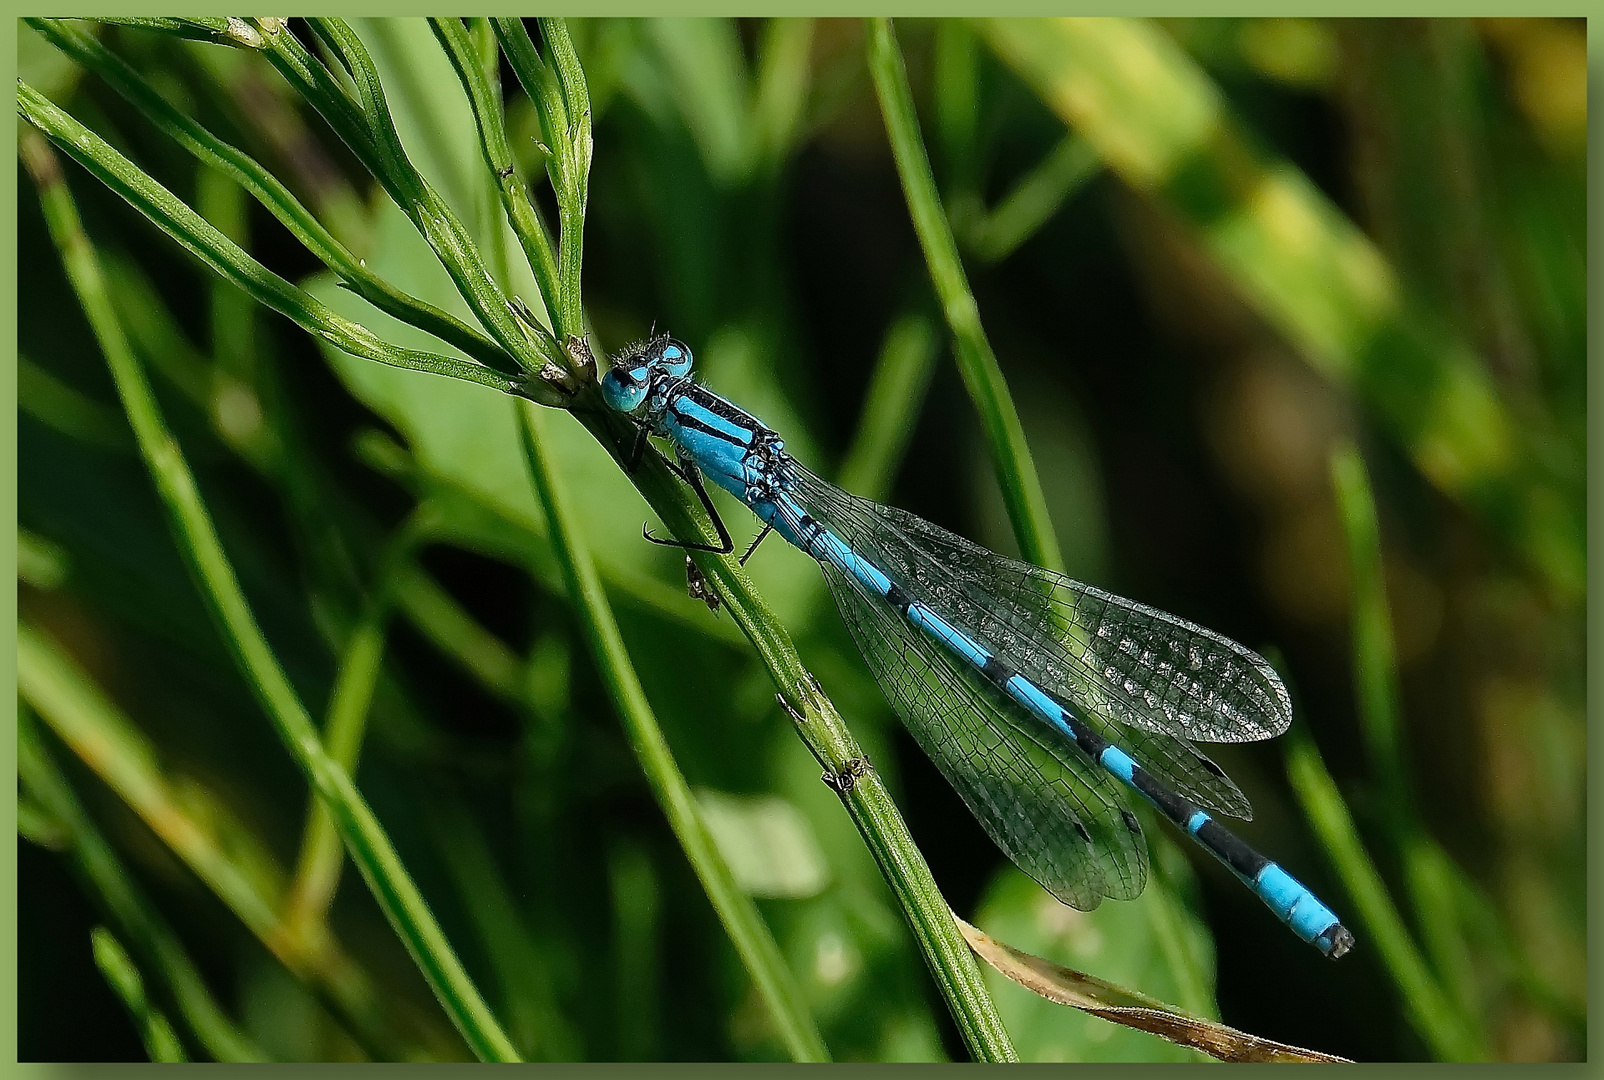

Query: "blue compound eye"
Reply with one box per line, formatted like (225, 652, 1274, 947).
(600, 366, 649, 414)
(659, 340, 692, 378)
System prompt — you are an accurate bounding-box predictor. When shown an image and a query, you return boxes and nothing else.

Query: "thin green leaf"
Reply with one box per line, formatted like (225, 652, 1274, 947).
(965, 134, 1101, 263)
(393, 559, 528, 703)
(17, 526, 72, 591)
(305, 18, 568, 379)
(28, 18, 522, 378)
(752, 19, 814, 169)
(427, 796, 582, 1061)
(70, 16, 273, 49)
(517, 399, 830, 1062)
(836, 312, 940, 503)
(537, 18, 592, 339)
(492, 17, 567, 176)
(91, 927, 191, 1061)
(1285, 729, 1485, 1061)
(609, 842, 662, 1060)
(17, 81, 527, 399)
(1330, 443, 1408, 814)
(430, 17, 561, 320)
(866, 18, 1063, 573)
(18, 351, 131, 450)
(285, 513, 427, 940)
(23, 133, 521, 1063)
(18, 709, 266, 1062)
(643, 18, 751, 185)
(1330, 443, 1484, 1030)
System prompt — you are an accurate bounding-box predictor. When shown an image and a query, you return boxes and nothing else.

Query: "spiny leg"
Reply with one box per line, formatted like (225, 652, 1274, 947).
(624, 425, 649, 472)
(642, 450, 735, 555)
(739, 521, 775, 566)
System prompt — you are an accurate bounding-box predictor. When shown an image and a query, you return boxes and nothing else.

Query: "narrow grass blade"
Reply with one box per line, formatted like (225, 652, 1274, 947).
(18, 351, 131, 450)
(24, 132, 521, 1062)
(933, 20, 981, 190)
(1330, 443, 1485, 1028)
(752, 19, 815, 170)
(17, 82, 526, 398)
(284, 509, 433, 939)
(283, 605, 388, 939)
(536, 18, 592, 339)
(966, 134, 1101, 263)
(1330, 443, 1409, 814)
(518, 399, 830, 1062)
(91, 928, 191, 1061)
(17, 527, 71, 591)
(866, 18, 1062, 574)
(432, 16, 561, 322)
(642, 18, 752, 186)
(393, 560, 527, 703)
(303, 18, 564, 378)
(65, 16, 267, 48)
(980, 16, 1580, 602)
(28, 18, 521, 377)
(1285, 729, 1485, 1061)
(427, 796, 582, 1061)
(610, 841, 662, 1060)
(836, 312, 940, 504)
(18, 709, 266, 1062)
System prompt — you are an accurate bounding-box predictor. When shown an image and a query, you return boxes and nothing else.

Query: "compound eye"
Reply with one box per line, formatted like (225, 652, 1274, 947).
(600, 368, 649, 414)
(659, 340, 692, 377)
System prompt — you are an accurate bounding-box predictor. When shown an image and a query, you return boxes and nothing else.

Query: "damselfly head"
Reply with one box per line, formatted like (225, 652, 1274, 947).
(600, 333, 693, 415)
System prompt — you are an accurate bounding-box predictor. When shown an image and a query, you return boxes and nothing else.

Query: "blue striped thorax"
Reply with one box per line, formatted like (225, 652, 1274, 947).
(600, 334, 793, 508)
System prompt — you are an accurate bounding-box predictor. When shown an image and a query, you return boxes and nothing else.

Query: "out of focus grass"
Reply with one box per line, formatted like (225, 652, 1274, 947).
(17, 17, 1584, 1062)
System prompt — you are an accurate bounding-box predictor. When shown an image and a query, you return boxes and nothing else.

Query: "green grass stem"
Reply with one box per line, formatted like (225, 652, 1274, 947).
(1330, 444, 1409, 814)
(426, 796, 582, 1061)
(965, 134, 1101, 264)
(285, 513, 429, 939)
(91, 927, 190, 1061)
(1285, 729, 1485, 1061)
(1330, 443, 1486, 1038)
(24, 132, 521, 1062)
(836, 312, 940, 503)
(300, 19, 564, 380)
(17, 81, 524, 398)
(517, 400, 830, 1062)
(28, 18, 520, 377)
(433, 17, 561, 321)
(17, 708, 266, 1062)
(570, 394, 1017, 1063)
(70, 16, 264, 47)
(867, 17, 1063, 574)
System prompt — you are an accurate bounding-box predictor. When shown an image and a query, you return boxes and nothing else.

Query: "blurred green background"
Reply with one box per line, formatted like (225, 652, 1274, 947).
(17, 17, 1585, 1062)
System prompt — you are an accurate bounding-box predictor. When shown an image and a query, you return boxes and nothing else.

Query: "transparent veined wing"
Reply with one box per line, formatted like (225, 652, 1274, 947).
(818, 552, 1147, 909)
(796, 469, 1289, 819)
